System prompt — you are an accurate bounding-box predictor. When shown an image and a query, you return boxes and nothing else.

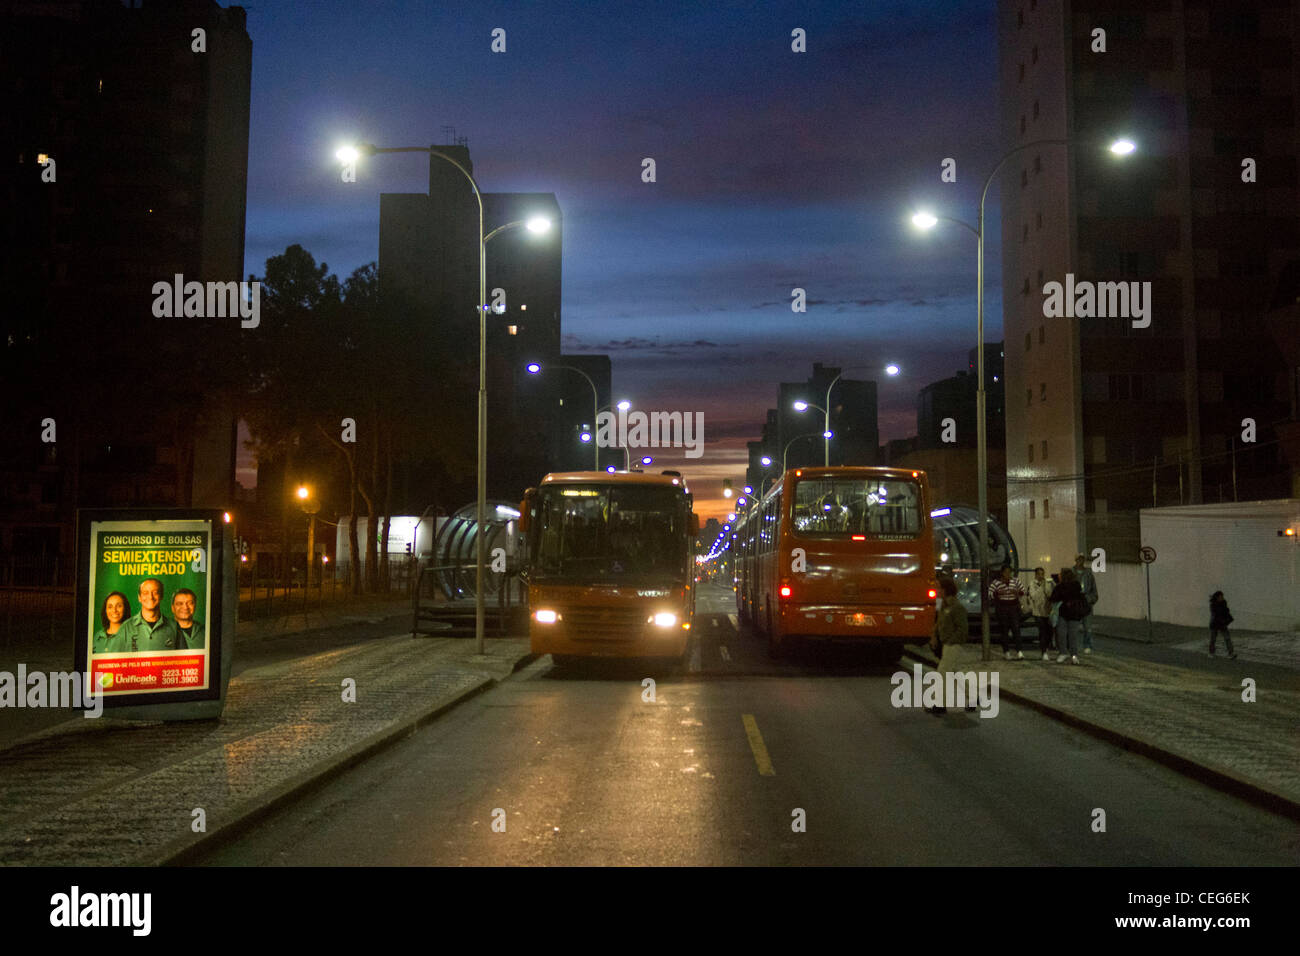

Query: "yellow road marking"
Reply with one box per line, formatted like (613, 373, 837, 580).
(742, 713, 775, 776)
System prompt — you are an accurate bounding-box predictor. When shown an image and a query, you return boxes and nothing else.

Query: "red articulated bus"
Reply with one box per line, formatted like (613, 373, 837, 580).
(733, 466, 938, 662)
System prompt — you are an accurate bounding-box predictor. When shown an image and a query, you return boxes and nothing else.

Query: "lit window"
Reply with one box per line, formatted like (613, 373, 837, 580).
(520, 304, 527, 311)
(507, 325, 518, 335)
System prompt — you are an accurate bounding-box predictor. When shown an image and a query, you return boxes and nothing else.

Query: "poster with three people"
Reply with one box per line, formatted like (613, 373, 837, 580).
(84, 518, 213, 698)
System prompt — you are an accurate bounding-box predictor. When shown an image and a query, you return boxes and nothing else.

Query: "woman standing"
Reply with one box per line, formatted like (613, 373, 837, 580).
(1209, 591, 1236, 659)
(1049, 568, 1086, 664)
(1026, 567, 1054, 660)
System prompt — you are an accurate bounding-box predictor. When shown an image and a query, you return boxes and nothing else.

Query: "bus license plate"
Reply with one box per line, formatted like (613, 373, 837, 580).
(847, 613, 876, 627)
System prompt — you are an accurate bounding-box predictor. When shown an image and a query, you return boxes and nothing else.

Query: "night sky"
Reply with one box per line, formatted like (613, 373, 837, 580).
(240, 0, 1005, 519)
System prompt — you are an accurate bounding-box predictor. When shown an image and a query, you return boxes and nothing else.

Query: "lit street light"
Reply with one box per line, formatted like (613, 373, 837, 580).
(339, 141, 555, 654)
(527, 362, 599, 470)
(910, 135, 1135, 658)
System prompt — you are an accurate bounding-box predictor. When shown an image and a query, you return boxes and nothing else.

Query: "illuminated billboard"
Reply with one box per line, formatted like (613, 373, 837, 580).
(75, 510, 231, 711)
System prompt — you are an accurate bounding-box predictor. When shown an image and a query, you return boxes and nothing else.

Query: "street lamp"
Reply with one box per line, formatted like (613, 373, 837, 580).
(809, 365, 902, 466)
(783, 433, 822, 472)
(527, 362, 599, 470)
(340, 142, 554, 655)
(910, 135, 1135, 658)
(296, 484, 319, 586)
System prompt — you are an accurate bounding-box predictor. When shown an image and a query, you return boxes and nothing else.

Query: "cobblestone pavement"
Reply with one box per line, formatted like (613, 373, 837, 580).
(0, 635, 531, 866)
(918, 643, 1300, 812)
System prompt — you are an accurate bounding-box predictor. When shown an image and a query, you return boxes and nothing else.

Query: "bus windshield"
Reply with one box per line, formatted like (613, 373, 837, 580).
(791, 477, 922, 538)
(530, 484, 689, 584)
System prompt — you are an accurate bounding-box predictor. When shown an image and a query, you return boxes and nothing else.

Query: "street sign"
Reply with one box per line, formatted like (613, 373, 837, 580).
(1139, 545, 1157, 563)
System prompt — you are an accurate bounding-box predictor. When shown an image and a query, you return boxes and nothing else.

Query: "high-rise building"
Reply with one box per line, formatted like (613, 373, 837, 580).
(0, 0, 252, 566)
(377, 144, 597, 495)
(917, 344, 1006, 449)
(999, 0, 1300, 569)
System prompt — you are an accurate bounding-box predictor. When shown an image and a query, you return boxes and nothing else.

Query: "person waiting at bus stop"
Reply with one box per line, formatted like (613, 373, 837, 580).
(928, 577, 976, 714)
(989, 565, 1027, 660)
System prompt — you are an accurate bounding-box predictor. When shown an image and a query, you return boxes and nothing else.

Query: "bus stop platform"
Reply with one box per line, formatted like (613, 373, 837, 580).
(0, 634, 534, 866)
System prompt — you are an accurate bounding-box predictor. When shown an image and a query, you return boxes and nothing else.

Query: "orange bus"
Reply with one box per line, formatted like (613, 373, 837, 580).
(518, 471, 699, 664)
(733, 466, 937, 661)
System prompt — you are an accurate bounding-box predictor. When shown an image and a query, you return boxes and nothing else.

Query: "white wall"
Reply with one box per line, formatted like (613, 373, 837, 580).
(1141, 501, 1300, 631)
(1090, 561, 1149, 621)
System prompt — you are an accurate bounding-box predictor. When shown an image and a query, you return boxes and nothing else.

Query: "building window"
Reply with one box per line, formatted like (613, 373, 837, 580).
(1038, 325, 1045, 344)
(1037, 268, 1044, 287)
(1019, 8, 1025, 27)
(1033, 100, 1040, 120)
(1022, 277, 1031, 296)
(1028, 444, 1035, 463)
(1029, 500, 1036, 519)
(507, 325, 518, 335)
(1036, 212, 1043, 229)
(1032, 45, 1038, 63)
(1020, 115, 1026, 135)
(1023, 223, 1029, 243)
(1040, 382, 1047, 401)
(1034, 154, 1042, 172)
(1041, 439, 1048, 459)
(1018, 62, 1025, 83)
(1025, 331, 1032, 351)
(1043, 499, 1050, 519)
(1027, 388, 1033, 406)
(1021, 168, 1028, 187)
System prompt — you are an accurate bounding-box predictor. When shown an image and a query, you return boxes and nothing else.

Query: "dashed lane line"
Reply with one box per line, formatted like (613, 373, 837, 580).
(741, 713, 776, 776)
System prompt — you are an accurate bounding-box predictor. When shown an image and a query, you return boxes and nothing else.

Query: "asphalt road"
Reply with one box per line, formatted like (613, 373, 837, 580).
(197, 584, 1300, 865)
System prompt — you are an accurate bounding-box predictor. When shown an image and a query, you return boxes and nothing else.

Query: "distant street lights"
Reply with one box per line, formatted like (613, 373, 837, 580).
(527, 363, 600, 470)
(795, 364, 901, 466)
(338, 142, 553, 655)
(911, 135, 1136, 657)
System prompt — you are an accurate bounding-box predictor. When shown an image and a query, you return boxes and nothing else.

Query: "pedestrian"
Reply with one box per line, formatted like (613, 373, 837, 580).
(1050, 567, 1087, 664)
(1073, 554, 1099, 653)
(1209, 591, 1236, 659)
(1026, 567, 1055, 660)
(989, 565, 1027, 660)
(928, 577, 975, 714)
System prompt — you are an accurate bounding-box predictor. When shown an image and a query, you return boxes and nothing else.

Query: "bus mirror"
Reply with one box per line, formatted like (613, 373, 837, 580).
(689, 513, 700, 536)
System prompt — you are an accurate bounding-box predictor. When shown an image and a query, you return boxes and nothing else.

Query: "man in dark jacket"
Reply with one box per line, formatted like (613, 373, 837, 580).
(1209, 591, 1236, 659)
(1074, 554, 1099, 654)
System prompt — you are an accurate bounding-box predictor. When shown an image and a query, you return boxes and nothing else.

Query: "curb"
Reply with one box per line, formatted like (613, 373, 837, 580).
(150, 652, 535, 866)
(902, 648, 1300, 824)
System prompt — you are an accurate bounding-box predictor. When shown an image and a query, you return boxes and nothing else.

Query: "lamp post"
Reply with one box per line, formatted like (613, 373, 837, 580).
(338, 143, 552, 655)
(527, 362, 599, 470)
(296, 485, 319, 586)
(793, 365, 901, 466)
(783, 432, 822, 472)
(911, 136, 1136, 658)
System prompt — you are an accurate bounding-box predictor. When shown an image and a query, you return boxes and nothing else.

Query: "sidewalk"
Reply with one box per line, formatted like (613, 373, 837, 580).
(909, 641, 1300, 819)
(0, 633, 533, 866)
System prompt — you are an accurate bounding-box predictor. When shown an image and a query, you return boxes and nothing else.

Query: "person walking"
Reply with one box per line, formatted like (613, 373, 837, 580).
(1073, 554, 1099, 654)
(928, 577, 975, 714)
(1209, 591, 1236, 659)
(1050, 568, 1086, 664)
(989, 565, 1027, 660)
(1026, 567, 1055, 660)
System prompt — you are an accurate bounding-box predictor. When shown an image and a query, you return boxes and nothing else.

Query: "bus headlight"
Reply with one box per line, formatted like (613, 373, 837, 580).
(650, 612, 677, 628)
(534, 609, 559, 624)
